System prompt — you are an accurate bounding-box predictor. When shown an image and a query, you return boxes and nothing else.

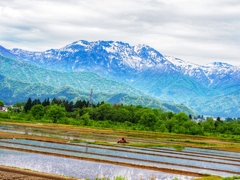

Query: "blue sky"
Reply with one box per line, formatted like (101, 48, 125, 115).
(0, 0, 239, 66)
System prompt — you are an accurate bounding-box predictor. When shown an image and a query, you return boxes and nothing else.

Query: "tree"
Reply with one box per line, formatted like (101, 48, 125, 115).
(166, 119, 177, 133)
(152, 108, 164, 117)
(65, 101, 74, 112)
(158, 123, 168, 133)
(214, 117, 223, 129)
(183, 120, 203, 135)
(32, 99, 41, 106)
(189, 114, 192, 120)
(233, 125, 240, 135)
(42, 98, 50, 107)
(166, 112, 189, 133)
(177, 126, 186, 134)
(132, 109, 144, 123)
(46, 104, 66, 123)
(51, 98, 62, 105)
(30, 104, 44, 120)
(74, 100, 88, 109)
(13, 102, 26, 113)
(202, 117, 215, 133)
(159, 112, 171, 121)
(174, 112, 190, 125)
(0, 100, 4, 107)
(109, 107, 131, 122)
(189, 124, 204, 135)
(24, 98, 32, 112)
(96, 103, 112, 120)
(81, 113, 91, 125)
(139, 110, 157, 130)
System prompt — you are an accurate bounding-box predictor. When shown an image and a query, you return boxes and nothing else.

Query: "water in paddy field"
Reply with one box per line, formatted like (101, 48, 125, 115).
(1, 139, 239, 176)
(1, 123, 240, 179)
(0, 149, 193, 180)
(0, 139, 240, 179)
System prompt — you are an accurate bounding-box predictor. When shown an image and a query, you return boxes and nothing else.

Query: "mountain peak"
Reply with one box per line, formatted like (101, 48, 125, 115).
(207, 62, 233, 68)
(71, 40, 90, 46)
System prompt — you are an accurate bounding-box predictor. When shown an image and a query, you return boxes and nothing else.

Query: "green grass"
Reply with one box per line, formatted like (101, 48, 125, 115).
(195, 175, 240, 180)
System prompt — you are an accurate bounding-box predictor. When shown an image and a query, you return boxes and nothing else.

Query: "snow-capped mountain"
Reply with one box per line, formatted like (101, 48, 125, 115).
(11, 40, 169, 70)
(1, 40, 240, 117)
(165, 56, 240, 86)
(166, 56, 240, 96)
(10, 40, 240, 88)
(10, 40, 176, 80)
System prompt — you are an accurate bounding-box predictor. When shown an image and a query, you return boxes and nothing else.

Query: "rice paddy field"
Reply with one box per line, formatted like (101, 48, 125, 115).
(0, 122, 240, 179)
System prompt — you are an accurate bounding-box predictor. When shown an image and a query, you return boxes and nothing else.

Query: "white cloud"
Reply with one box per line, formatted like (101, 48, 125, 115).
(0, 0, 239, 66)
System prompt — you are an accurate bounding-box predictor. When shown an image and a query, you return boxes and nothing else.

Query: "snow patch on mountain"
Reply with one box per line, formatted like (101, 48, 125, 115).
(202, 62, 238, 77)
(73, 40, 89, 47)
(164, 55, 211, 83)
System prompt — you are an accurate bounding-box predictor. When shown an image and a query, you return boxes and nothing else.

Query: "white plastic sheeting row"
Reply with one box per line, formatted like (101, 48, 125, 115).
(0, 149, 193, 180)
(0, 139, 239, 177)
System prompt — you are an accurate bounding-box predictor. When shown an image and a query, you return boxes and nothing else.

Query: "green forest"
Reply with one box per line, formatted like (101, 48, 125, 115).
(0, 98, 240, 137)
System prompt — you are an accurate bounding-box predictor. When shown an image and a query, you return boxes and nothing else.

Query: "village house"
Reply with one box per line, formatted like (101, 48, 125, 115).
(0, 106, 8, 112)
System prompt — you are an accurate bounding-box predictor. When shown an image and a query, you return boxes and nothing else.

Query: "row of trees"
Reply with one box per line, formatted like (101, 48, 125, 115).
(1, 98, 240, 136)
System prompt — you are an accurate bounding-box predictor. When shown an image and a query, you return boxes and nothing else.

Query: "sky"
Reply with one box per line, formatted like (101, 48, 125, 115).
(0, 0, 240, 66)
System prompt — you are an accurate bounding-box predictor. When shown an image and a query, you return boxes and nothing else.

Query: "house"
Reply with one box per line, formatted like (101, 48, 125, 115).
(0, 106, 8, 112)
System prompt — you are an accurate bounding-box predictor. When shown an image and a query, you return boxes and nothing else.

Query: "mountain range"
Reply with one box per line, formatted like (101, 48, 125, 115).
(0, 40, 239, 117)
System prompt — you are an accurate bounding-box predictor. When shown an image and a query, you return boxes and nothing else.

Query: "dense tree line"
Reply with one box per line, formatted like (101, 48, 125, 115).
(1, 98, 240, 136)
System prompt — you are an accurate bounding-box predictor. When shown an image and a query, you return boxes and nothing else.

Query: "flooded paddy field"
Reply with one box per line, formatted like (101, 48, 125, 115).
(0, 138, 240, 179)
(0, 122, 240, 179)
(0, 148, 197, 180)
